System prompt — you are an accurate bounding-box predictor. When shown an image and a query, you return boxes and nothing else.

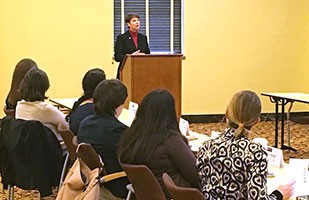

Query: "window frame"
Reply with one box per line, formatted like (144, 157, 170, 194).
(114, 0, 184, 54)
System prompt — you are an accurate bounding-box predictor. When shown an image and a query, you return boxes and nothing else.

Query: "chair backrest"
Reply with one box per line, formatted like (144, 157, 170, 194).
(3, 106, 15, 117)
(57, 124, 77, 163)
(162, 173, 204, 200)
(76, 143, 104, 171)
(120, 163, 166, 200)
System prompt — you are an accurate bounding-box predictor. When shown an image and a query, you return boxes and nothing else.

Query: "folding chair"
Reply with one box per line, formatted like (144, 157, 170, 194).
(162, 173, 204, 200)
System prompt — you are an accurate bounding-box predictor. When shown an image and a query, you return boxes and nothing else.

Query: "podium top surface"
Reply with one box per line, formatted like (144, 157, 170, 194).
(128, 54, 183, 58)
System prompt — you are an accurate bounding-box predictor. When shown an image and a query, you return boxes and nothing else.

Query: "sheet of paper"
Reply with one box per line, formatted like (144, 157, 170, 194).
(288, 159, 309, 197)
(128, 101, 138, 118)
(179, 118, 189, 136)
(266, 146, 284, 168)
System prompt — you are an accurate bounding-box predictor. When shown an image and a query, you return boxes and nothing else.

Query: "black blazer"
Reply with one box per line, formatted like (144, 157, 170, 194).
(114, 31, 150, 79)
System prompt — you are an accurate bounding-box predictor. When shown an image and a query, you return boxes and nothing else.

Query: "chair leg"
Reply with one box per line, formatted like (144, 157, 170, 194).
(8, 185, 14, 200)
(126, 184, 134, 200)
(59, 153, 70, 189)
(126, 191, 132, 200)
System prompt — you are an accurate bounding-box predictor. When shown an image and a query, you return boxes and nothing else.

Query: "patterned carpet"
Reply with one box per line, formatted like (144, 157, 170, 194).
(1, 121, 308, 199)
(190, 120, 309, 162)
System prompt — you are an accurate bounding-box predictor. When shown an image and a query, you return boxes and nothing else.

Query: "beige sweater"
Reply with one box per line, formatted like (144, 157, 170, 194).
(15, 100, 68, 142)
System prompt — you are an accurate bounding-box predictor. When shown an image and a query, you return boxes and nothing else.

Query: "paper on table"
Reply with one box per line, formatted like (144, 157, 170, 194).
(179, 118, 190, 136)
(188, 130, 210, 153)
(211, 131, 221, 139)
(288, 159, 309, 197)
(266, 146, 284, 168)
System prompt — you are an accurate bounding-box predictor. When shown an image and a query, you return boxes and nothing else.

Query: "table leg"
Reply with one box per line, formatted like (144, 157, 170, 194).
(281, 101, 285, 149)
(280, 99, 297, 152)
(275, 101, 279, 148)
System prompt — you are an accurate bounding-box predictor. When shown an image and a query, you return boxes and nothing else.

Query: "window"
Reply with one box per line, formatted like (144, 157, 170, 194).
(114, 0, 183, 54)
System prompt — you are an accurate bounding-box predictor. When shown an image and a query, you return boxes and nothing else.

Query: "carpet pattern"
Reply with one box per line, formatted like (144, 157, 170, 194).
(190, 121, 309, 161)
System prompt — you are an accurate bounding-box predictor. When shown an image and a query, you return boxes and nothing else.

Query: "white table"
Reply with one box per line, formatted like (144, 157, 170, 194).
(187, 131, 210, 153)
(49, 98, 134, 126)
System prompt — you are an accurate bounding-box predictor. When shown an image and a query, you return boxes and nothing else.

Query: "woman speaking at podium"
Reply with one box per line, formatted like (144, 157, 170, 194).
(114, 13, 150, 79)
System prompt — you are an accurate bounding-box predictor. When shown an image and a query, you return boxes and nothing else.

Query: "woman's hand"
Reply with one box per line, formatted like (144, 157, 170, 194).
(277, 180, 295, 200)
(131, 50, 146, 55)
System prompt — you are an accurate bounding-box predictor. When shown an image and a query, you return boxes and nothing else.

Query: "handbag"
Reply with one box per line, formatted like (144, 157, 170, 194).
(56, 156, 101, 200)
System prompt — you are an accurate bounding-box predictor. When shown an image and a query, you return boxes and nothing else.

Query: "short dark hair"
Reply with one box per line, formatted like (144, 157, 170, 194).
(20, 68, 50, 101)
(93, 79, 127, 116)
(68, 68, 106, 115)
(125, 13, 140, 24)
(82, 68, 106, 97)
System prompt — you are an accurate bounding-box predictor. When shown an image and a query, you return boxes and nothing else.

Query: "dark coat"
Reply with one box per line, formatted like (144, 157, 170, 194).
(77, 114, 130, 198)
(114, 31, 150, 79)
(0, 116, 64, 197)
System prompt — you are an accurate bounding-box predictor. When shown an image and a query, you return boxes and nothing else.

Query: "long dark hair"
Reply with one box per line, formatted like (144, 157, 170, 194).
(7, 58, 38, 107)
(118, 89, 181, 164)
(67, 68, 106, 119)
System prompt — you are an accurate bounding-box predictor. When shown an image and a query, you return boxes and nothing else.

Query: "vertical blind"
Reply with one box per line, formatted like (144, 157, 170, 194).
(114, 0, 182, 54)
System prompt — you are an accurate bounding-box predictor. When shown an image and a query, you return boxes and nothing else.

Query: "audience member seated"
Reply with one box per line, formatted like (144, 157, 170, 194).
(15, 68, 68, 145)
(196, 90, 295, 200)
(5, 58, 38, 115)
(77, 79, 129, 199)
(118, 89, 199, 199)
(66, 68, 106, 135)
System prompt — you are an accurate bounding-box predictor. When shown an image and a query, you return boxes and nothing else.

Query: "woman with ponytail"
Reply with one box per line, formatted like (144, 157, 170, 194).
(66, 68, 106, 134)
(197, 90, 294, 200)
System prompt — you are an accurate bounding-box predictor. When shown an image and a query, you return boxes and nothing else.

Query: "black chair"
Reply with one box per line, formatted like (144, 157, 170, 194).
(0, 116, 64, 199)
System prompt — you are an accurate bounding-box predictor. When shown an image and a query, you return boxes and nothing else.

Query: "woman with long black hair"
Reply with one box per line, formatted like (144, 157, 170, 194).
(118, 89, 199, 198)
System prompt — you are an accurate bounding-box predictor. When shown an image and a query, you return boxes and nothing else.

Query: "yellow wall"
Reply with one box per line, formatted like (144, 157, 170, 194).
(1, 0, 308, 117)
(183, 0, 309, 114)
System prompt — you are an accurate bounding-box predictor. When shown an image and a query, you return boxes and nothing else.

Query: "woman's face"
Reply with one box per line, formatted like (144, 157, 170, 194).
(127, 17, 140, 32)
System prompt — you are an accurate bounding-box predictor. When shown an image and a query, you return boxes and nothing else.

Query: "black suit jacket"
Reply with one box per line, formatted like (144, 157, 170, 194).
(114, 31, 150, 79)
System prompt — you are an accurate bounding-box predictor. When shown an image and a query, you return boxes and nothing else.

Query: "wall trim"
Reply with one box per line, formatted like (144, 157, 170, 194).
(181, 112, 309, 123)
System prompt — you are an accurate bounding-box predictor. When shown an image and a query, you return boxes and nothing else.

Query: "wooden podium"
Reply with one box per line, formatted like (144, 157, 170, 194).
(120, 54, 182, 118)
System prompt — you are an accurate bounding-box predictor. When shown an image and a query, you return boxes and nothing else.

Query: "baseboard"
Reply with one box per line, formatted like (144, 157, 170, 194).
(181, 112, 309, 123)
